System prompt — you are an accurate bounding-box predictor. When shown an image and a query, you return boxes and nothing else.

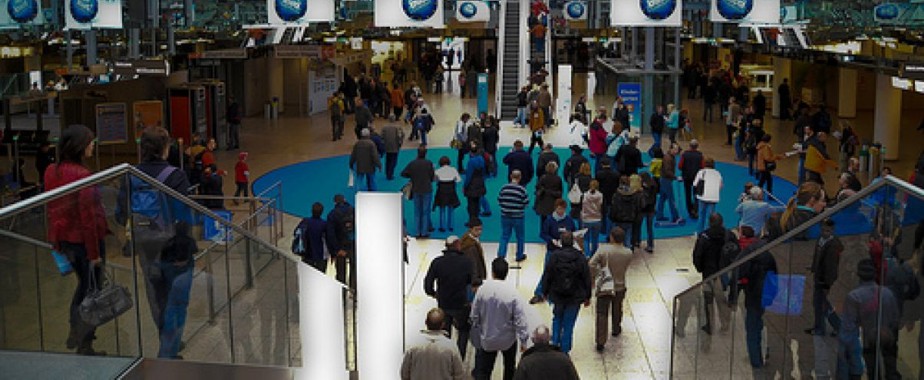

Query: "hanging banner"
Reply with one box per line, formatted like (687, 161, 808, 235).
(616, 83, 642, 134)
(375, 0, 445, 28)
(96, 102, 128, 145)
(132, 100, 164, 140)
(710, 0, 779, 24)
(455, 0, 489, 23)
(0, 0, 44, 29)
(65, 0, 123, 30)
(611, 0, 681, 27)
(563, 1, 587, 21)
(267, 0, 309, 25)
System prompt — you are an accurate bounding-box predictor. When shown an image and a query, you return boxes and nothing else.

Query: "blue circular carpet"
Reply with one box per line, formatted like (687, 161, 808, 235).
(253, 147, 799, 242)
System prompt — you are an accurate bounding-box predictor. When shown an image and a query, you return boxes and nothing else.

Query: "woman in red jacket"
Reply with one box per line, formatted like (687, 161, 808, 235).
(44, 124, 110, 355)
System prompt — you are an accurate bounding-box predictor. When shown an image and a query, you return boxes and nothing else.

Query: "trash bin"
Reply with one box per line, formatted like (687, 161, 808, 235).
(859, 145, 869, 173)
(272, 97, 279, 119)
(868, 143, 881, 175)
(264, 102, 272, 119)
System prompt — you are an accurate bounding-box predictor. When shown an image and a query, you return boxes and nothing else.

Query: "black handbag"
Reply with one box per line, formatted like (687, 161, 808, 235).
(79, 267, 134, 328)
(765, 161, 777, 172)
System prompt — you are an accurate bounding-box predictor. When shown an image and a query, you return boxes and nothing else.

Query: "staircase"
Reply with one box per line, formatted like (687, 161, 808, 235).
(498, 0, 522, 121)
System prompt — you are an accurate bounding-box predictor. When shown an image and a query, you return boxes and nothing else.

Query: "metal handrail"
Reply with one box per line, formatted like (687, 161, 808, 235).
(674, 174, 924, 299)
(0, 163, 325, 280)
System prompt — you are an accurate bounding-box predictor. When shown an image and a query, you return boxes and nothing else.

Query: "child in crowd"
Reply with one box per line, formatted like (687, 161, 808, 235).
(234, 152, 250, 205)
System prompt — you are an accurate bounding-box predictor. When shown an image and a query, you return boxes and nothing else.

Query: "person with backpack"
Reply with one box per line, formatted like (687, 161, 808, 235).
(326, 194, 356, 288)
(292, 202, 329, 273)
(744, 118, 765, 178)
(116, 126, 192, 351)
(638, 173, 659, 253)
(731, 221, 781, 369)
(605, 122, 629, 169)
(692, 213, 734, 336)
(482, 116, 500, 178)
(453, 113, 471, 170)
(649, 105, 666, 155)
(679, 140, 705, 219)
(328, 92, 345, 141)
(539, 230, 591, 355)
(609, 175, 643, 250)
(837, 259, 901, 380)
(527, 101, 546, 155)
(158, 221, 197, 359)
(693, 157, 723, 233)
(464, 143, 490, 225)
(588, 227, 634, 351)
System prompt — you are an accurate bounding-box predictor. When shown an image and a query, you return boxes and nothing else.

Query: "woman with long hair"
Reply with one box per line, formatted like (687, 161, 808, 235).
(781, 181, 827, 240)
(581, 180, 604, 256)
(535, 161, 563, 234)
(756, 134, 784, 195)
(45, 124, 110, 355)
(570, 162, 593, 224)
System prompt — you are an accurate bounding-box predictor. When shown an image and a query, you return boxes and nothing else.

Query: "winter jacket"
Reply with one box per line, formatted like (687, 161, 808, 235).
(540, 214, 577, 252)
(503, 150, 535, 185)
(349, 139, 381, 174)
(541, 246, 592, 305)
(424, 249, 475, 310)
(537, 151, 560, 176)
(661, 153, 677, 180)
(460, 233, 487, 281)
(811, 235, 842, 290)
(513, 344, 580, 380)
(679, 150, 705, 181)
(609, 187, 643, 223)
(693, 168, 723, 203)
(733, 239, 778, 310)
(45, 162, 109, 260)
(595, 166, 620, 208)
(534, 173, 563, 216)
(402, 158, 435, 194)
(382, 124, 404, 153)
(400, 330, 466, 380)
(588, 123, 609, 155)
(692, 225, 730, 278)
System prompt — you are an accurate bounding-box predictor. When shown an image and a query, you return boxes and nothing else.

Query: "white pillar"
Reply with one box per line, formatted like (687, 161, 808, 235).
(874, 74, 901, 160)
(355, 193, 405, 379)
(837, 68, 857, 118)
(299, 264, 348, 380)
(771, 57, 792, 118)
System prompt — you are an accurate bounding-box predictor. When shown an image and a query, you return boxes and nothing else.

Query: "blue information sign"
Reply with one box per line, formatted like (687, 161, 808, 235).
(616, 83, 642, 132)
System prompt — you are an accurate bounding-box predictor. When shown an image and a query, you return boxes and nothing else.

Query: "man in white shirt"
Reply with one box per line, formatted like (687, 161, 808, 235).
(470, 258, 531, 380)
(693, 157, 723, 233)
(400, 308, 466, 380)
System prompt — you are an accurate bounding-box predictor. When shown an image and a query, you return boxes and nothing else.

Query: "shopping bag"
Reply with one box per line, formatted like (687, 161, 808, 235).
(347, 169, 354, 188)
(765, 274, 805, 316)
(51, 250, 73, 276)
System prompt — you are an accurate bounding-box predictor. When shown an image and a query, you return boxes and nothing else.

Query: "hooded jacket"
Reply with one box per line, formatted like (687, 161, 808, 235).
(541, 246, 592, 305)
(692, 225, 730, 278)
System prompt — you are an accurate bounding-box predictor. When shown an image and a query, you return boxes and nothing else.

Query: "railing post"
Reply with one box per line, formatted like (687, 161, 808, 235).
(245, 237, 255, 289)
(206, 250, 217, 325)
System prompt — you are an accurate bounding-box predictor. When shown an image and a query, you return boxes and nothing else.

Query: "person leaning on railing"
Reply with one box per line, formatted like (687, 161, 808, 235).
(45, 124, 110, 356)
(780, 181, 827, 241)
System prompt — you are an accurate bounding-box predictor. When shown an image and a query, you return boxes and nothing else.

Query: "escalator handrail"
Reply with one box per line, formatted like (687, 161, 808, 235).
(673, 174, 924, 299)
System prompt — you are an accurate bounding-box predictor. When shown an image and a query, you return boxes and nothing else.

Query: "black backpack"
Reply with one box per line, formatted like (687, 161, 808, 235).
(720, 230, 741, 269)
(551, 255, 581, 297)
(886, 257, 921, 301)
(610, 192, 639, 222)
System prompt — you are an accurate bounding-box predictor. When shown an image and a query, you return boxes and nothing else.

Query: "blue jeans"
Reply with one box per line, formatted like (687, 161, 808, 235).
(641, 213, 654, 248)
(498, 216, 525, 260)
(836, 335, 864, 379)
(797, 156, 806, 185)
(745, 306, 765, 367)
(656, 178, 680, 221)
(158, 263, 193, 358)
(413, 192, 432, 236)
(356, 172, 377, 191)
(811, 287, 841, 335)
(552, 303, 580, 354)
(480, 197, 491, 214)
(697, 201, 716, 233)
(515, 107, 527, 125)
(438, 206, 454, 231)
(734, 136, 745, 160)
(649, 132, 662, 155)
(615, 222, 634, 248)
(583, 220, 601, 257)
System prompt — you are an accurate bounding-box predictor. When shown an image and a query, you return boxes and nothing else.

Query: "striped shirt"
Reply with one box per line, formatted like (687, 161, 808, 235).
(497, 183, 529, 218)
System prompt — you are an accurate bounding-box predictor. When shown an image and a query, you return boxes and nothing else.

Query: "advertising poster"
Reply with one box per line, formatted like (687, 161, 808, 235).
(0, 0, 44, 29)
(133, 100, 164, 140)
(266, 0, 335, 25)
(455, 0, 489, 23)
(65, 0, 123, 29)
(204, 210, 233, 244)
(96, 103, 128, 145)
(611, 0, 682, 27)
(375, 0, 445, 28)
(616, 83, 642, 133)
(710, 0, 780, 24)
(563, 1, 587, 21)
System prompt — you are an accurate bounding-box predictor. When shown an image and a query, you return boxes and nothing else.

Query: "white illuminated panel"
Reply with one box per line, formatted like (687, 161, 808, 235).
(298, 263, 349, 380)
(892, 76, 912, 90)
(915, 80, 924, 93)
(356, 193, 404, 379)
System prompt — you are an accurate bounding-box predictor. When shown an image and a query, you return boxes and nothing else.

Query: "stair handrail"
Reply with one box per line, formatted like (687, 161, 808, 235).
(0, 163, 318, 272)
(494, 0, 507, 117)
(673, 174, 924, 300)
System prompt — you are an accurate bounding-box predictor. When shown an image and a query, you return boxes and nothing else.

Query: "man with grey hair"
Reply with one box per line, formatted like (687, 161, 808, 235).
(349, 128, 381, 191)
(735, 186, 783, 235)
(497, 170, 529, 261)
(381, 115, 405, 180)
(400, 308, 466, 380)
(512, 325, 579, 380)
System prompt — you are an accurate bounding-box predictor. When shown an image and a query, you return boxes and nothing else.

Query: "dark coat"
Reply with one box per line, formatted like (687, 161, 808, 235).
(563, 153, 588, 186)
(692, 225, 730, 278)
(811, 235, 842, 289)
(423, 249, 475, 310)
(734, 239, 779, 310)
(595, 166, 620, 208)
(537, 151, 560, 176)
(534, 173, 563, 216)
(615, 144, 644, 175)
(401, 158, 435, 194)
(504, 150, 535, 185)
(541, 246, 591, 305)
(513, 344, 579, 380)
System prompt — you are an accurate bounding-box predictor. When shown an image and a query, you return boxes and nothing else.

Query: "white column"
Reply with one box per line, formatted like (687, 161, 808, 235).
(356, 193, 404, 379)
(874, 74, 901, 160)
(837, 68, 857, 118)
(771, 57, 792, 118)
(299, 264, 348, 380)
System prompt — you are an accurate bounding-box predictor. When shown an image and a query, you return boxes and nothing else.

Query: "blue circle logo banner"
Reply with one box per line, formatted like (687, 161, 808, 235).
(640, 0, 676, 21)
(566, 2, 585, 19)
(275, 0, 308, 22)
(875, 4, 900, 20)
(459, 1, 477, 18)
(403, 0, 438, 21)
(716, 0, 753, 20)
(70, 0, 98, 23)
(7, 0, 38, 23)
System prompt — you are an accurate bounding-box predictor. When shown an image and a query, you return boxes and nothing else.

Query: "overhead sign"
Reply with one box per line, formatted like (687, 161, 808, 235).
(780, 5, 798, 23)
(456, 0, 489, 23)
(563, 1, 587, 21)
(274, 44, 321, 58)
(710, 0, 779, 24)
(611, 0, 681, 27)
(267, 0, 333, 24)
(0, 0, 44, 29)
(901, 62, 924, 80)
(617, 82, 642, 133)
(65, 0, 123, 29)
(375, 0, 444, 28)
(190, 49, 248, 59)
(112, 60, 170, 77)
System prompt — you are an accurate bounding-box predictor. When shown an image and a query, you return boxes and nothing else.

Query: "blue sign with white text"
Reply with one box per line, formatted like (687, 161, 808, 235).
(617, 82, 642, 131)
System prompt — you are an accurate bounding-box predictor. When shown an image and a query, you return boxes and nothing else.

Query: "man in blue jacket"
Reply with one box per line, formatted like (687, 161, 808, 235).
(326, 194, 355, 289)
(293, 202, 329, 273)
(502, 140, 534, 185)
(530, 199, 577, 305)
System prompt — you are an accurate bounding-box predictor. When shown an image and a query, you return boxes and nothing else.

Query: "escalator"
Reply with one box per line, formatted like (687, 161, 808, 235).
(498, 0, 522, 121)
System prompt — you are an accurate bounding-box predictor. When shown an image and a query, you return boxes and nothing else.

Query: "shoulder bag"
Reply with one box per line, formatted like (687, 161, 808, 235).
(79, 268, 134, 328)
(567, 179, 583, 204)
(595, 254, 615, 296)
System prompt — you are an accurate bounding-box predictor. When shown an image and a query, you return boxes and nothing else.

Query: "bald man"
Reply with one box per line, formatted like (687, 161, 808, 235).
(513, 326, 579, 380)
(400, 308, 465, 380)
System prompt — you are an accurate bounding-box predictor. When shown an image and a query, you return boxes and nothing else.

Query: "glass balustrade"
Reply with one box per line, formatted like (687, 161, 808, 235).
(671, 176, 924, 380)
